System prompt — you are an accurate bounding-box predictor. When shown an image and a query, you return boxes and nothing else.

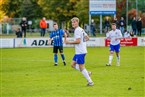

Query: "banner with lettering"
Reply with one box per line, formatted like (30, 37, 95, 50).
(105, 38, 138, 46)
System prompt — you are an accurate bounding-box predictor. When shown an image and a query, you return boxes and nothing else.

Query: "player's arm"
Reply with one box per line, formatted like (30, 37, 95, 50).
(65, 38, 80, 44)
(48, 38, 52, 41)
(48, 38, 52, 45)
(84, 32, 89, 41)
(65, 30, 81, 44)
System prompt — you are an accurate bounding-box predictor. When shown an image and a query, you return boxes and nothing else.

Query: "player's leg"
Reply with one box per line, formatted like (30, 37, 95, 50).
(77, 54, 94, 86)
(53, 46, 58, 66)
(71, 61, 78, 69)
(108, 51, 114, 66)
(115, 44, 120, 66)
(59, 46, 66, 66)
(79, 64, 94, 86)
(116, 52, 120, 66)
(72, 55, 79, 70)
(60, 52, 66, 66)
(71, 59, 91, 74)
(106, 44, 114, 66)
(71, 54, 93, 86)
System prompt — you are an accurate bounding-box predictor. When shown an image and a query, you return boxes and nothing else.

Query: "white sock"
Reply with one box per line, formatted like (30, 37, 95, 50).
(75, 64, 80, 71)
(81, 68, 93, 83)
(116, 55, 120, 63)
(109, 55, 113, 64)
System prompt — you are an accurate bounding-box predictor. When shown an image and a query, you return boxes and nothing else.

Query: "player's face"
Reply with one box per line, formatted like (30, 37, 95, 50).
(71, 20, 78, 28)
(53, 24, 58, 30)
(112, 25, 116, 31)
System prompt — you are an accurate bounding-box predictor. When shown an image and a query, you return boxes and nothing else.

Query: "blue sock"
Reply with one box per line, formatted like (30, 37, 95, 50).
(54, 54, 58, 63)
(61, 54, 65, 61)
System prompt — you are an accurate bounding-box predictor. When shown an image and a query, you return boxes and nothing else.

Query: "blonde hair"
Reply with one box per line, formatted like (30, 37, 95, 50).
(71, 17, 79, 23)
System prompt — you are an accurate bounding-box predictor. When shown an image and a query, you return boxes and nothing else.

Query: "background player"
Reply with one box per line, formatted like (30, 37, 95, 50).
(106, 23, 123, 66)
(65, 17, 94, 86)
(49, 23, 67, 66)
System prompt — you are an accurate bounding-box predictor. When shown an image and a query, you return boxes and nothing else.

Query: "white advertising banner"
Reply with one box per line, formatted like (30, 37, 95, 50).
(0, 38, 14, 48)
(138, 37, 145, 46)
(14, 38, 52, 48)
(87, 38, 105, 47)
(14, 38, 105, 48)
(5, 37, 145, 48)
(89, 0, 116, 15)
(64, 38, 105, 47)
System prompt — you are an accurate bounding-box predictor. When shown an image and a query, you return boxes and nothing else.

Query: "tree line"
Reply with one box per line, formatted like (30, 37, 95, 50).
(0, 0, 145, 27)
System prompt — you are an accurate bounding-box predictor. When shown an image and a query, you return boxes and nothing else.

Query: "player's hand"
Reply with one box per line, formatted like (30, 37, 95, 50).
(48, 41, 51, 45)
(85, 35, 89, 41)
(48, 39, 52, 45)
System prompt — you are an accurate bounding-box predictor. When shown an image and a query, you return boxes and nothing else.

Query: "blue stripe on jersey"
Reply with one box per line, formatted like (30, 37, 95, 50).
(50, 29, 64, 46)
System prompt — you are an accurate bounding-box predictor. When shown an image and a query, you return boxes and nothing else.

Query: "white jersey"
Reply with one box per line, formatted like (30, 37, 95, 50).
(106, 29, 122, 45)
(74, 27, 87, 54)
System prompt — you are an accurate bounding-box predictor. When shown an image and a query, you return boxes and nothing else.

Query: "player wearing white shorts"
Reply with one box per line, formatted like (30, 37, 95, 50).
(106, 23, 123, 66)
(65, 17, 94, 86)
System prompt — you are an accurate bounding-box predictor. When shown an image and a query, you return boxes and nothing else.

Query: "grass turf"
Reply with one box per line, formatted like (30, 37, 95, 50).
(1, 47, 144, 97)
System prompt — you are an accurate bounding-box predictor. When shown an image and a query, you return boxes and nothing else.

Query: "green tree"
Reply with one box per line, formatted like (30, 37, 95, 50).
(0, 0, 22, 17)
(74, 0, 89, 24)
(38, 0, 78, 28)
(21, 0, 43, 20)
(0, 10, 5, 22)
(38, 0, 77, 20)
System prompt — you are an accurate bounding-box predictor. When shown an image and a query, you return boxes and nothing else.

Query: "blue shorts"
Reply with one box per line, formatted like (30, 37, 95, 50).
(110, 44, 120, 52)
(73, 54, 86, 64)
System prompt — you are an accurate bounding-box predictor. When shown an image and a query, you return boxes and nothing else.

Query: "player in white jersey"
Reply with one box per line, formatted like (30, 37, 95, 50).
(65, 17, 94, 86)
(106, 23, 123, 66)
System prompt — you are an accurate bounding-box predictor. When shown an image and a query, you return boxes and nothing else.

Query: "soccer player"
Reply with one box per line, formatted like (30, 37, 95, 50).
(65, 17, 94, 86)
(106, 23, 123, 66)
(49, 23, 67, 66)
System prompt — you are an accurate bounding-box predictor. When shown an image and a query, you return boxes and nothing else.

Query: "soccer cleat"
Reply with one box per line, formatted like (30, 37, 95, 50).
(54, 63, 58, 66)
(88, 71, 92, 76)
(63, 61, 66, 66)
(106, 63, 111, 66)
(87, 82, 94, 86)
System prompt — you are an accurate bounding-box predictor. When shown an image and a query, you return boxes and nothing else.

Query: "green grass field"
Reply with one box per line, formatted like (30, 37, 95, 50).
(1, 47, 144, 97)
